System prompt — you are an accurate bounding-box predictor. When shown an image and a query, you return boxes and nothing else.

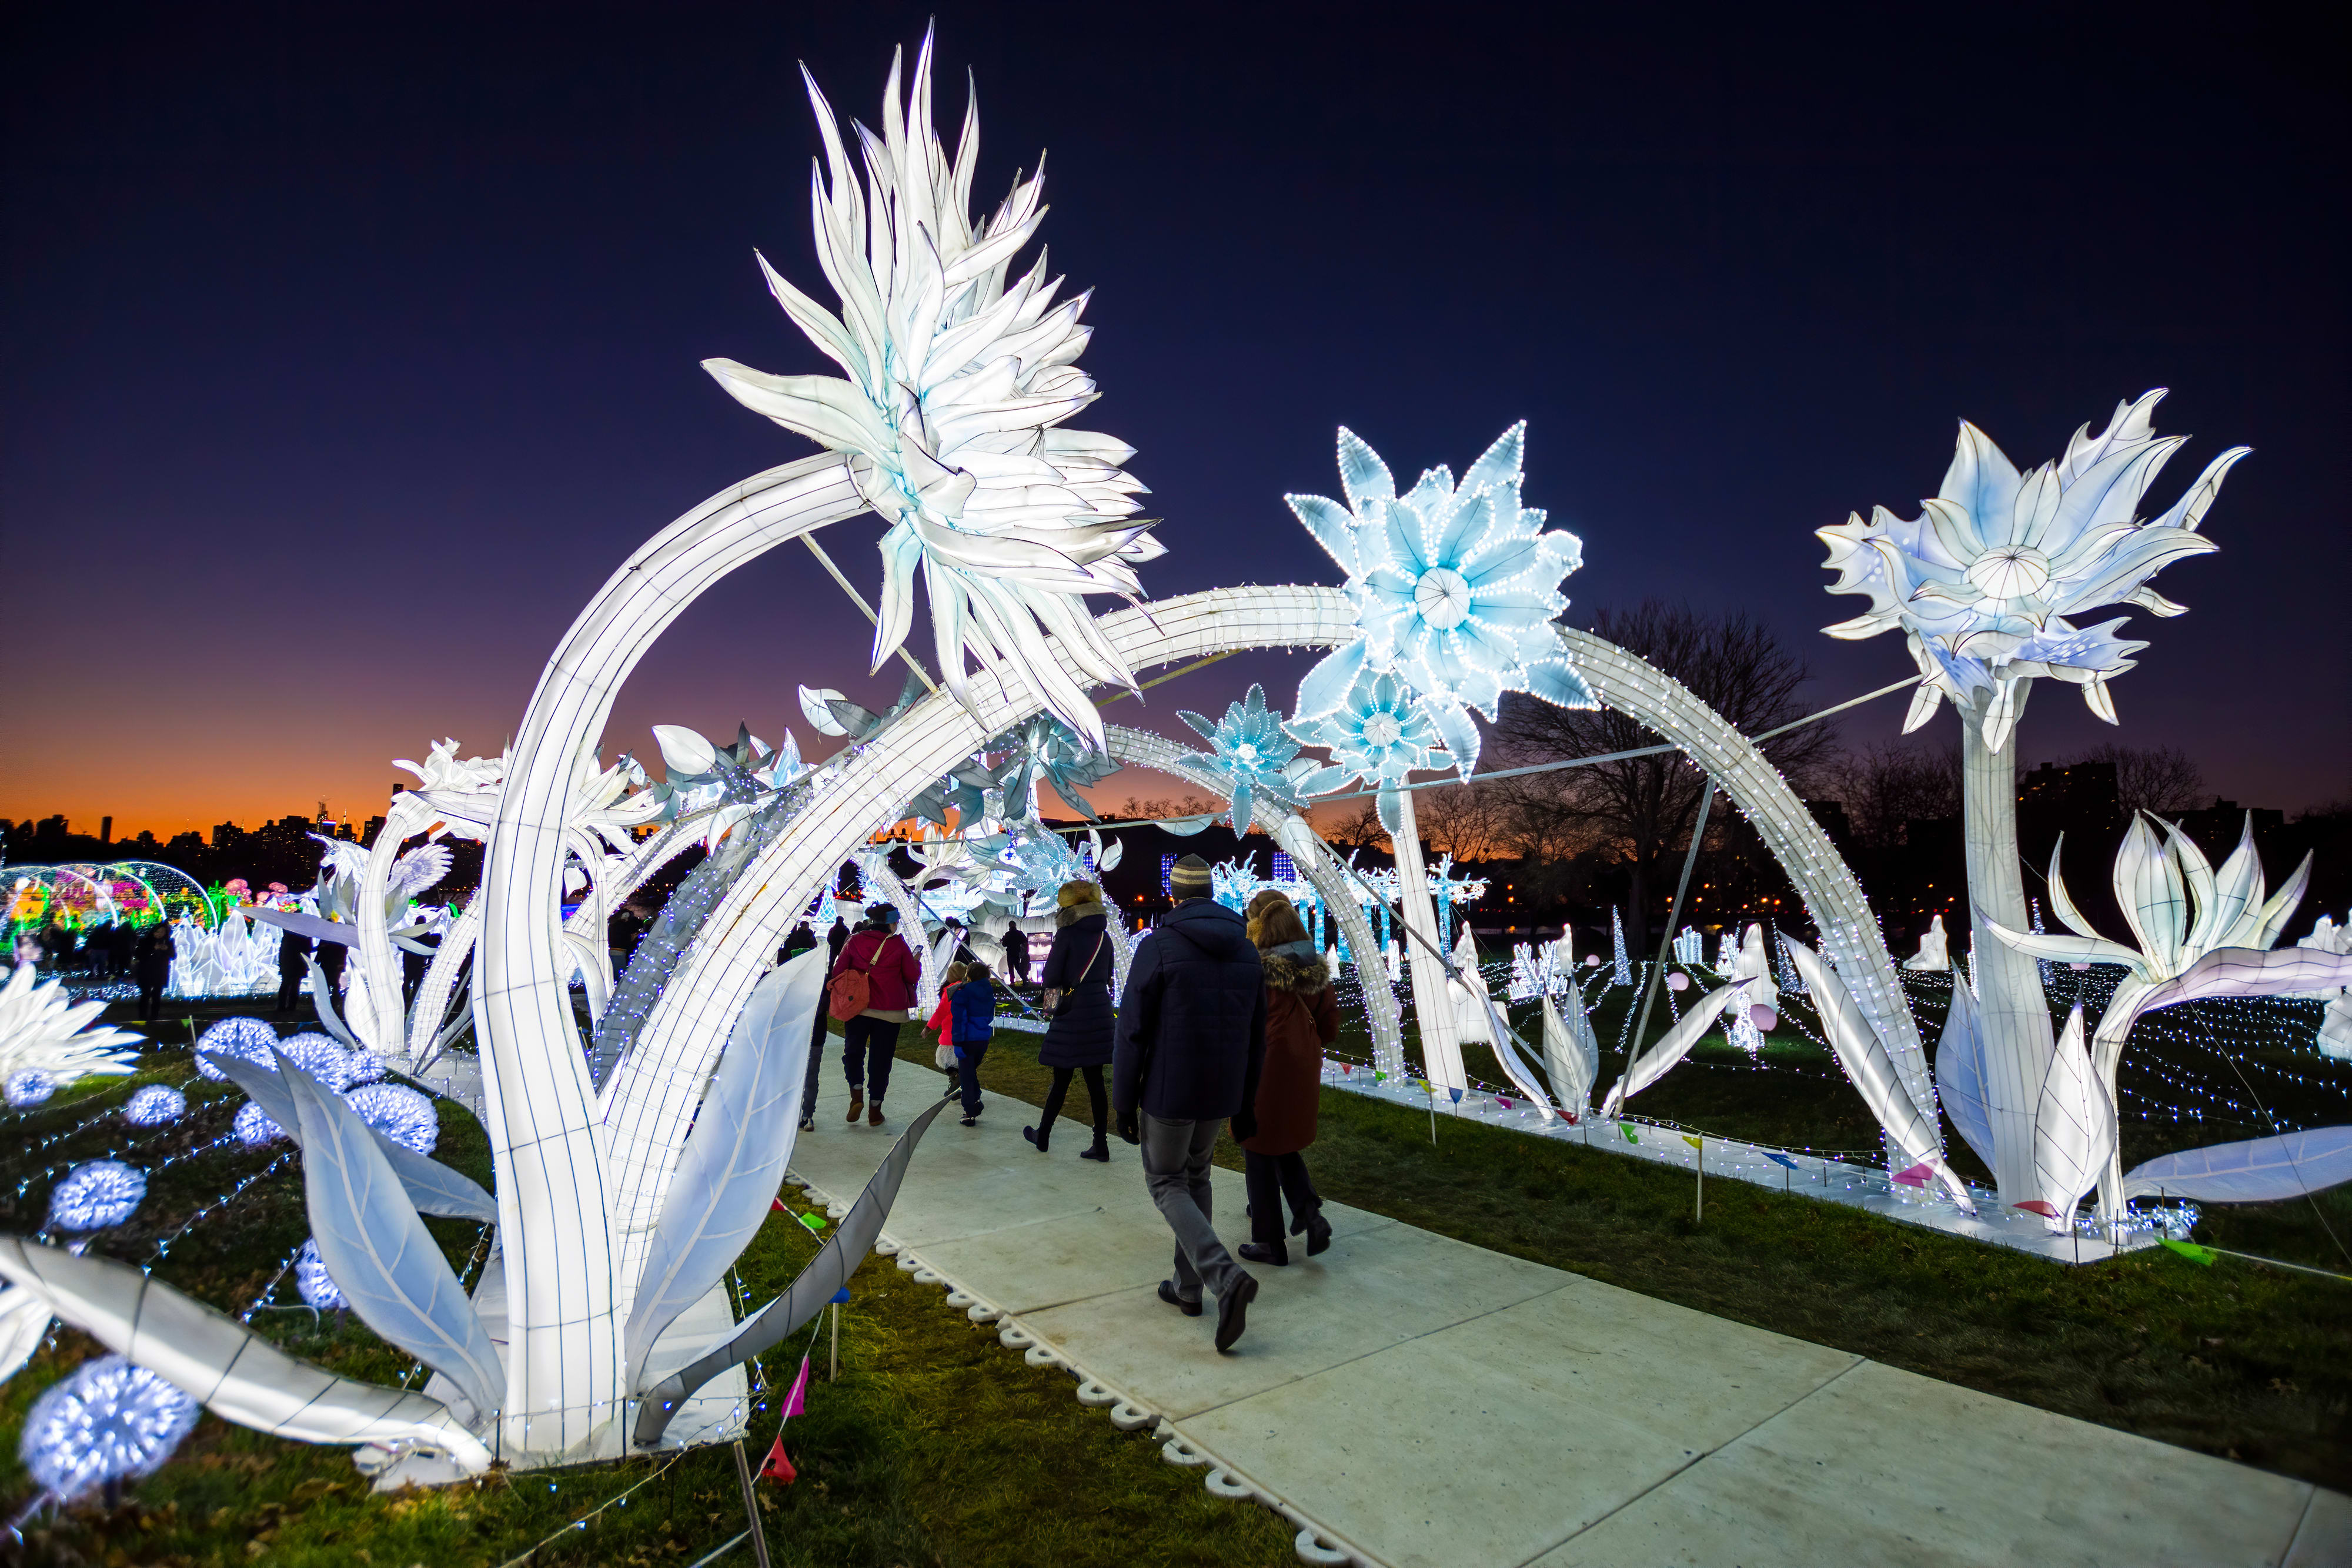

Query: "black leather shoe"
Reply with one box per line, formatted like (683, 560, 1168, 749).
(1078, 1137, 1110, 1162)
(1304, 1213, 1333, 1257)
(1214, 1273, 1258, 1352)
(1157, 1279, 1201, 1316)
(1239, 1240, 1288, 1267)
(1023, 1125, 1050, 1152)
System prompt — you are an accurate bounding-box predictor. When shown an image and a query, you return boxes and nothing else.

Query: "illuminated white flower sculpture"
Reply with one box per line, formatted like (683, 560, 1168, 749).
(1819, 389, 2246, 752)
(704, 33, 1160, 746)
(1289, 422, 1590, 774)
(0, 964, 141, 1097)
(1989, 814, 2352, 1220)
(1286, 668, 1449, 835)
(1177, 684, 1313, 833)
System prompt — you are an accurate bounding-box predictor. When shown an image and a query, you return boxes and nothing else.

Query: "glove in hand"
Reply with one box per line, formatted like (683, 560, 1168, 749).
(1115, 1108, 1141, 1145)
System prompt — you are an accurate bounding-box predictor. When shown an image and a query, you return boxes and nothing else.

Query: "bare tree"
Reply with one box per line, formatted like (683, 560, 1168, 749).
(2066, 743, 2206, 818)
(1413, 779, 1520, 861)
(1321, 797, 1389, 853)
(1492, 600, 1840, 941)
(1826, 741, 1962, 851)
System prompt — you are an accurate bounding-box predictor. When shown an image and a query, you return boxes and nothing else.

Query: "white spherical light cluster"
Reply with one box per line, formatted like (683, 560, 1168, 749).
(193, 1017, 279, 1082)
(5, 1068, 58, 1107)
(342, 1082, 437, 1154)
(46, 1161, 146, 1232)
(276, 1034, 359, 1091)
(232, 1101, 288, 1148)
(18, 1355, 199, 1502)
(293, 1238, 346, 1310)
(121, 1085, 187, 1126)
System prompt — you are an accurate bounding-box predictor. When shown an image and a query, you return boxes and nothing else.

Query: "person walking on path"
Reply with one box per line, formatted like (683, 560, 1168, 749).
(1112, 854, 1266, 1352)
(928, 962, 969, 1101)
(1237, 890, 1337, 1266)
(799, 905, 854, 1132)
(132, 924, 172, 1027)
(273, 924, 312, 1016)
(828, 904, 920, 1126)
(1024, 880, 1117, 1159)
(950, 959, 998, 1126)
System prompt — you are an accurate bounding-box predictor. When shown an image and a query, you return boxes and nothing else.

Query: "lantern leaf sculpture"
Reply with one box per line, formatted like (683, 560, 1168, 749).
(279, 1051, 506, 1423)
(1780, 938, 1976, 1212)
(622, 951, 821, 1392)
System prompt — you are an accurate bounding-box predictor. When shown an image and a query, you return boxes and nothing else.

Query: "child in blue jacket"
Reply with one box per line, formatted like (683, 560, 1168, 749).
(950, 959, 998, 1126)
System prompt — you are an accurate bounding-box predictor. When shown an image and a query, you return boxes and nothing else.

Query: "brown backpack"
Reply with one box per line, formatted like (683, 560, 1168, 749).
(827, 939, 874, 1021)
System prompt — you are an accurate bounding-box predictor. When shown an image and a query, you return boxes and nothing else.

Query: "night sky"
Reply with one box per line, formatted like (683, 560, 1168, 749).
(5, 3, 2344, 837)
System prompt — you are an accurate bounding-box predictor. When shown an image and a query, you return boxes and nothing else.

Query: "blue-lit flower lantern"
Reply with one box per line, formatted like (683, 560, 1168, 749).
(1176, 684, 1311, 833)
(1285, 668, 1448, 834)
(1288, 422, 1592, 775)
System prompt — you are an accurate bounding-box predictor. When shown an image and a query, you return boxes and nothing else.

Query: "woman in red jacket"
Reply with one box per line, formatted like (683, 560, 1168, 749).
(828, 905, 923, 1126)
(1238, 890, 1336, 1265)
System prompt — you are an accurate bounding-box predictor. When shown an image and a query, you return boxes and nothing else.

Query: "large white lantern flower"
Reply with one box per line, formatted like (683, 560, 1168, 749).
(1288, 422, 1590, 775)
(1286, 668, 1450, 834)
(1818, 389, 2246, 752)
(703, 33, 1160, 747)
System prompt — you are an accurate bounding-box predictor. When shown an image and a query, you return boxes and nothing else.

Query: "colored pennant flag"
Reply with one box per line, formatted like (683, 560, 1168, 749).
(1762, 1152, 1800, 1172)
(1892, 1163, 1933, 1187)
(1373, 1071, 1385, 1083)
(2160, 1238, 2218, 1268)
(758, 1435, 797, 1485)
(770, 1197, 787, 1212)
(1621, 1124, 1641, 1145)
(780, 1354, 810, 1420)
(1449, 1086, 1464, 1104)
(2011, 1199, 2059, 1218)
(830, 1286, 851, 1304)
(797, 1212, 827, 1235)
(1681, 1134, 1702, 1151)
(1496, 1096, 1515, 1111)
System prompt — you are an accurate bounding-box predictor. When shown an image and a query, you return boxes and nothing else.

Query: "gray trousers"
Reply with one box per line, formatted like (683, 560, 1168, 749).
(1141, 1113, 1244, 1302)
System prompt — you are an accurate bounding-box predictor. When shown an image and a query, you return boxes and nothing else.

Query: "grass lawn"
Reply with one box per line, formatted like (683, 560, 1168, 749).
(1, 1007, 1294, 1568)
(938, 974, 2352, 1493)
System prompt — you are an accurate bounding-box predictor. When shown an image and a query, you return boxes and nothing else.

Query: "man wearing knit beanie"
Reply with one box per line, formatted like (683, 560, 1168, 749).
(1113, 853, 1267, 1351)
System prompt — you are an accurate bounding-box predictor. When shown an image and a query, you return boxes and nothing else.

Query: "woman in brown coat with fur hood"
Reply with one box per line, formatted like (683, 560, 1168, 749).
(1238, 890, 1335, 1265)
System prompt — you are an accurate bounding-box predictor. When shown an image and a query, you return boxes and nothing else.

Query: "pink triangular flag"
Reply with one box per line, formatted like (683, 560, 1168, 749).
(779, 1353, 810, 1421)
(1892, 1162, 1933, 1187)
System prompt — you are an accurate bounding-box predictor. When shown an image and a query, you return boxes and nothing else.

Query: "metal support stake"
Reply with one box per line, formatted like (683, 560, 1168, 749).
(731, 1440, 773, 1568)
(830, 1303, 840, 1382)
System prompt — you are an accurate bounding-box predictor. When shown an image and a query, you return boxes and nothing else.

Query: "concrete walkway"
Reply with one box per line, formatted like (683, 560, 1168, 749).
(789, 1062, 2347, 1568)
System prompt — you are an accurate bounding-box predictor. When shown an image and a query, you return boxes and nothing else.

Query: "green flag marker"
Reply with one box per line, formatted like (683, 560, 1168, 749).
(1621, 1125, 1641, 1145)
(2160, 1238, 2217, 1267)
(798, 1213, 827, 1235)
(1681, 1134, 1702, 1151)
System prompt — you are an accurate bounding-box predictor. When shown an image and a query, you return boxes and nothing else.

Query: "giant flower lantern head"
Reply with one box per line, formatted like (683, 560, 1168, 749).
(1819, 389, 2246, 751)
(1288, 423, 1591, 776)
(1285, 668, 1449, 834)
(704, 32, 1160, 748)
(1177, 684, 1313, 834)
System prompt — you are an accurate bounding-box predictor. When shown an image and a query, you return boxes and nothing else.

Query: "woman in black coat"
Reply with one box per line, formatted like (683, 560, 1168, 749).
(1025, 880, 1115, 1159)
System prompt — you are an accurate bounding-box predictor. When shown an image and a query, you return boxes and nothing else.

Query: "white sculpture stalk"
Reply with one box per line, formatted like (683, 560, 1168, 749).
(1388, 788, 1467, 1094)
(1959, 700, 2053, 1203)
